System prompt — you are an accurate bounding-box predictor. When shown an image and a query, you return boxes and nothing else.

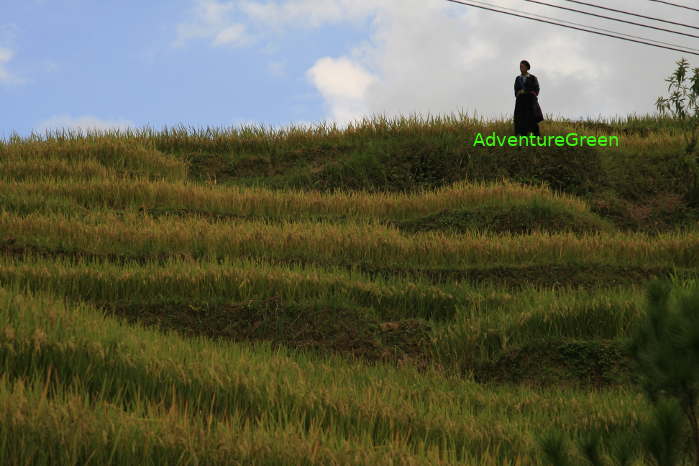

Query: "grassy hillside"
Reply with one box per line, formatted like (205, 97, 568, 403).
(1, 111, 698, 464)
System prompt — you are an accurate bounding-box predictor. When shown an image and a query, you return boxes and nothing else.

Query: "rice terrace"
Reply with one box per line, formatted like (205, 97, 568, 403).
(2, 108, 699, 465)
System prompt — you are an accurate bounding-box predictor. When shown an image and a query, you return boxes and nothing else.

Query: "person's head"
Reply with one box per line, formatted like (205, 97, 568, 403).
(520, 60, 530, 74)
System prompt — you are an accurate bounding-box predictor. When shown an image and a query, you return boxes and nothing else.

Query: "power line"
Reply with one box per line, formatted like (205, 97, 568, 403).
(465, 0, 699, 52)
(562, 0, 699, 30)
(648, 0, 699, 13)
(445, 0, 699, 55)
(519, 0, 699, 39)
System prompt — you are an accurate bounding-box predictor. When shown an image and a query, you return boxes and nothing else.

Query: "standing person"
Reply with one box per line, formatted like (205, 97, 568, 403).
(514, 60, 543, 136)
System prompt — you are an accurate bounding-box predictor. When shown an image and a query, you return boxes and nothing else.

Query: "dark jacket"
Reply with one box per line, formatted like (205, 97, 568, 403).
(514, 73, 544, 133)
(514, 73, 539, 97)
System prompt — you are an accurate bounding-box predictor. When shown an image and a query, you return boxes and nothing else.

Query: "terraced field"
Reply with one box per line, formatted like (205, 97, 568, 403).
(1, 113, 698, 464)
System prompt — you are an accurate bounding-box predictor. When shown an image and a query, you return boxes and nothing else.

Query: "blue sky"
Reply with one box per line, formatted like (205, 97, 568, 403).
(2, 0, 696, 141)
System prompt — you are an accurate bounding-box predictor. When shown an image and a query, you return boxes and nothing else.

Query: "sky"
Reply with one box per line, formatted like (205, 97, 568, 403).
(1, 0, 698, 141)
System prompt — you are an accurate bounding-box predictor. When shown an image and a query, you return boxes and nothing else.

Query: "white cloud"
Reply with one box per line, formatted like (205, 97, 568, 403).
(35, 115, 136, 135)
(0, 47, 24, 85)
(173, 0, 254, 48)
(0, 47, 13, 77)
(177, 0, 688, 124)
(238, 0, 381, 29)
(305, 57, 377, 126)
(267, 59, 287, 77)
(213, 23, 248, 46)
(307, 57, 376, 100)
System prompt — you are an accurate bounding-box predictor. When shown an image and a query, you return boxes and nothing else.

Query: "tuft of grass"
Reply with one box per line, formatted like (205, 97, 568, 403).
(389, 195, 616, 236)
(0, 282, 659, 464)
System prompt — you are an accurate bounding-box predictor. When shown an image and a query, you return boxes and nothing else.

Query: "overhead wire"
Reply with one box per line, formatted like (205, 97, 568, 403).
(518, 0, 699, 39)
(561, 0, 699, 30)
(462, 0, 699, 52)
(445, 0, 699, 55)
(648, 0, 699, 13)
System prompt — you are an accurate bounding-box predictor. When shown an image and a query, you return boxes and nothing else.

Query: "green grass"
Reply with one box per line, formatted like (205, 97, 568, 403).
(0, 283, 655, 465)
(1, 110, 699, 464)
